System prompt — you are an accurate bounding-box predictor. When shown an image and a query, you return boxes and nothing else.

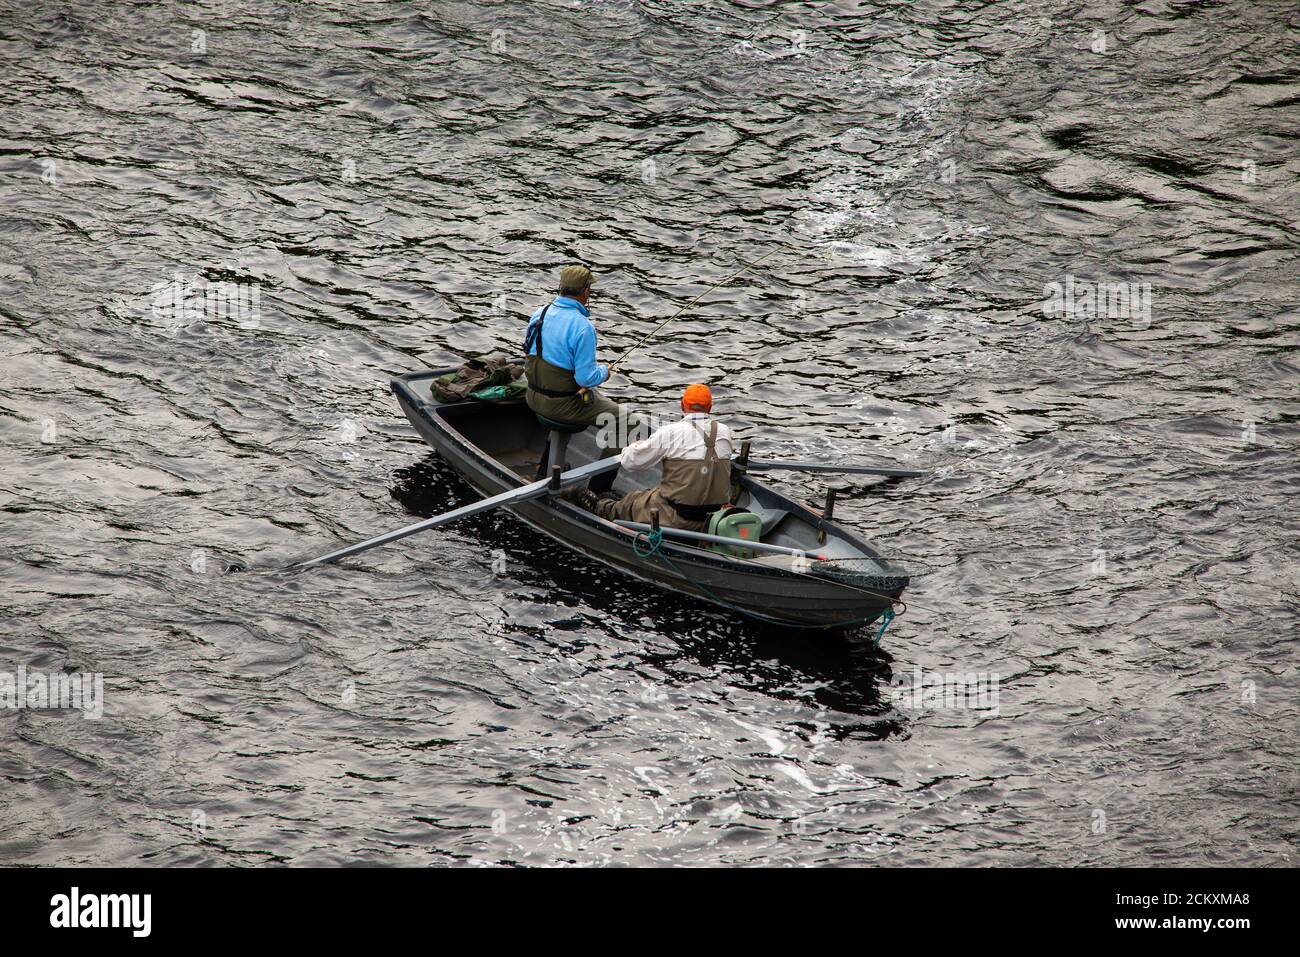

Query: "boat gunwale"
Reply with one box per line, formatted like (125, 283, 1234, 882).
(389, 370, 909, 619)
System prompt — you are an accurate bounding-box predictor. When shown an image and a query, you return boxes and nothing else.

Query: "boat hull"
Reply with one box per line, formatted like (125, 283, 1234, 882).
(391, 371, 907, 629)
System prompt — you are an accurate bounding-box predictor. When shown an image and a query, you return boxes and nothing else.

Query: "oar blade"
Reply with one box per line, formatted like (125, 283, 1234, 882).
(296, 457, 619, 568)
(296, 483, 542, 568)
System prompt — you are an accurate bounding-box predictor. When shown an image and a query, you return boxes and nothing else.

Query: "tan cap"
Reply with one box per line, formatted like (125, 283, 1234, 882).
(558, 265, 595, 293)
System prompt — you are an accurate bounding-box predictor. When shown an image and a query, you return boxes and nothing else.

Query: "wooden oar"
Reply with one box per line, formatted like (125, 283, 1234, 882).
(295, 454, 918, 570)
(744, 459, 926, 478)
(295, 458, 620, 567)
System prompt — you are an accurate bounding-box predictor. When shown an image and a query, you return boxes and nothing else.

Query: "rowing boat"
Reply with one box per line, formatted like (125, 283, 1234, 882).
(391, 368, 909, 630)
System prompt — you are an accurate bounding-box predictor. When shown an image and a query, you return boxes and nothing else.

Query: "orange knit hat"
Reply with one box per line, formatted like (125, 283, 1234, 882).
(681, 383, 713, 413)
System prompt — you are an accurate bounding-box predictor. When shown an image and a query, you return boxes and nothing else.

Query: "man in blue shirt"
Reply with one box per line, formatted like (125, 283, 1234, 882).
(523, 264, 623, 429)
(524, 264, 635, 490)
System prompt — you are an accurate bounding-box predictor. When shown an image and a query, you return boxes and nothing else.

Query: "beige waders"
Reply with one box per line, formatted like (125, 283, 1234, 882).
(595, 420, 732, 532)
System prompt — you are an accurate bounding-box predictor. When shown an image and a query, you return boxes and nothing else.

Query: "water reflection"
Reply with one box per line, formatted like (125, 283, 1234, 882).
(390, 454, 902, 729)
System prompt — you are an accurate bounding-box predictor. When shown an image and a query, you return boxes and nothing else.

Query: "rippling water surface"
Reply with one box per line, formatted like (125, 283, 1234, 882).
(1, 0, 1296, 866)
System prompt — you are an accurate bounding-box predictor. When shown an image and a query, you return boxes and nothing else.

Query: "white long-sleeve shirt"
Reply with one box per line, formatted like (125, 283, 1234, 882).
(619, 413, 736, 471)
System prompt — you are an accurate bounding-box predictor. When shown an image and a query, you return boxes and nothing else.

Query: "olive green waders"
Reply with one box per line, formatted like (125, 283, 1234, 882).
(524, 305, 634, 491)
(524, 354, 623, 427)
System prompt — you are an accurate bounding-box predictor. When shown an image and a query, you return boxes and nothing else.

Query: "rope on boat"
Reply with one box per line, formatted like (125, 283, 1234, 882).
(630, 529, 905, 634)
(873, 607, 895, 651)
(633, 526, 665, 558)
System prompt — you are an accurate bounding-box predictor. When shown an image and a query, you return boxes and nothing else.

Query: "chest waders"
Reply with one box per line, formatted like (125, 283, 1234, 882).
(659, 420, 733, 522)
(524, 305, 583, 402)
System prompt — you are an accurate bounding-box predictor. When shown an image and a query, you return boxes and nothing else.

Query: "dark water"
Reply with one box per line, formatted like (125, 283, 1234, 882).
(1, 0, 1296, 866)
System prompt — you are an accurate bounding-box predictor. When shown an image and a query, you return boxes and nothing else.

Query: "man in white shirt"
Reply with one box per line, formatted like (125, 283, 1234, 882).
(571, 384, 736, 532)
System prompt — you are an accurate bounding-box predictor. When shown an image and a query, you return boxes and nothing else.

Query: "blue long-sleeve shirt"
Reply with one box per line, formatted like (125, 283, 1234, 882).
(524, 296, 609, 388)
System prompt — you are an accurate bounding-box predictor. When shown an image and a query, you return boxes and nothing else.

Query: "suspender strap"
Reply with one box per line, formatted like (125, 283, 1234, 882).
(689, 419, 720, 457)
(524, 304, 550, 360)
(524, 304, 580, 397)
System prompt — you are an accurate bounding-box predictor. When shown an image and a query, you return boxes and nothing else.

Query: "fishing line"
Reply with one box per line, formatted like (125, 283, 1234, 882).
(607, 244, 791, 374)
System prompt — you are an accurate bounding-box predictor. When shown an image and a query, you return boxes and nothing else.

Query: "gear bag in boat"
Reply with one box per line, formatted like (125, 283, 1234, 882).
(707, 506, 763, 559)
(431, 355, 526, 403)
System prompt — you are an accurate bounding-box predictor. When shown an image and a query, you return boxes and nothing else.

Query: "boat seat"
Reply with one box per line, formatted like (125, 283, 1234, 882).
(746, 501, 791, 533)
(534, 413, 588, 475)
(535, 414, 588, 435)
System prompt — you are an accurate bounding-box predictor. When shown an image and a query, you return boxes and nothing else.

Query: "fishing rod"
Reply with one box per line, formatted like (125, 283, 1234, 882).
(606, 244, 789, 375)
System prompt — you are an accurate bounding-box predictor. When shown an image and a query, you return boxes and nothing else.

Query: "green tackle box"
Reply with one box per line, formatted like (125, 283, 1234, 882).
(707, 507, 764, 559)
